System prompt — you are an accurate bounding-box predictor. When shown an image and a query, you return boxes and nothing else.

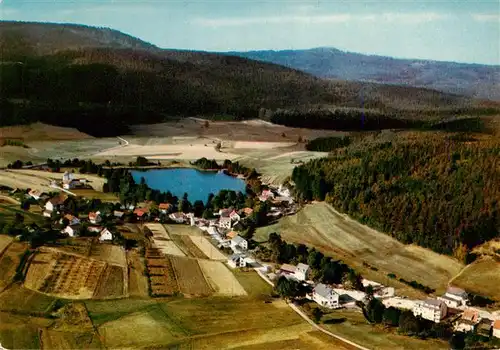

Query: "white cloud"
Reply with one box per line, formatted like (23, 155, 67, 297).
(194, 12, 448, 27)
(472, 14, 500, 22)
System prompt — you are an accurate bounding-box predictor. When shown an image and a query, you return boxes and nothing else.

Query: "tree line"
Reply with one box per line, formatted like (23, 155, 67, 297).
(305, 136, 351, 152)
(292, 134, 500, 256)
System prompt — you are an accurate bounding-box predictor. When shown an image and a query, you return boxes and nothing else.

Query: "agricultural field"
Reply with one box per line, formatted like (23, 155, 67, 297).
(0, 312, 49, 350)
(164, 224, 203, 237)
(169, 256, 213, 296)
(146, 250, 180, 296)
(0, 203, 45, 224)
(232, 269, 273, 298)
(127, 250, 149, 297)
(148, 224, 186, 257)
(88, 242, 127, 267)
(452, 257, 500, 301)
(0, 285, 57, 313)
(24, 248, 125, 299)
(0, 235, 13, 256)
(256, 202, 463, 296)
(318, 308, 447, 350)
(0, 242, 29, 292)
(71, 188, 118, 201)
(198, 259, 247, 296)
(170, 234, 208, 259)
(145, 223, 171, 239)
(189, 236, 227, 260)
(40, 330, 103, 350)
(46, 238, 93, 257)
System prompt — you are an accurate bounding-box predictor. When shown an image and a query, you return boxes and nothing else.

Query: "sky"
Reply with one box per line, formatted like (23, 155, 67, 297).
(1, 0, 499, 65)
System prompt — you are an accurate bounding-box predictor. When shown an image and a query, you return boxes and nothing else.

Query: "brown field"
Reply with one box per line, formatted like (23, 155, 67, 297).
(198, 260, 247, 296)
(0, 285, 57, 313)
(256, 202, 463, 296)
(47, 238, 93, 256)
(127, 250, 149, 297)
(189, 236, 227, 261)
(171, 234, 208, 259)
(145, 223, 171, 239)
(89, 243, 127, 267)
(146, 255, 180, 296)
(40, 330, 103, 350)
(0, 122, 91, 141)
(0, 242, 28, 292)
(24, 247, 124, 300)
(0, 235, 13, 256)
(164, 224, 203, 236)
(169, 256, 213, 296)
(51, 303, 94, 332)
(10, 169, 107, 192)
(93, 265, 125, 299)
(452, 257, 500, 301)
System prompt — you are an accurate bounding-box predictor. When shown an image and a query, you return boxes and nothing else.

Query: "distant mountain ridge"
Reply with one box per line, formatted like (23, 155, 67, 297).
(227, 47, 500, 101)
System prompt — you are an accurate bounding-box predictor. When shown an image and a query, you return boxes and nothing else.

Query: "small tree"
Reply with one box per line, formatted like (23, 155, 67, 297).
(312, 307, 323, 323)
(275, 276, 298, 299)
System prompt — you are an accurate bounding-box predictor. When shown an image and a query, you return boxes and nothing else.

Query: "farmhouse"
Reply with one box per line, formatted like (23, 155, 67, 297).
(88, 226, 103, 233)
(230, 235, 248, 251)
(169, 212, 185, 223)
(134, 208, 149, 220)
(62, 224, 80, 238)
(493, 320, 500, 339)
(159, 203, 172, 214)
(438, 286, 468, 308)
(295, 263, 310, 281)
(219, 216, 232, 229)
(227, 254, 247, 269)
(412, 299, 448, 323)
(455, 309, 479, 333)
(45, 194, 66, 213)
(259, 189, 275, 202)
(62, 214, 80, 226)
(113, 210, 125, 219)
(99, 228, 113, 242)
(310, 283, 340, 309)
(28, 189, 42, 200)
(88, 211, 102, 224)
(279, 263, 296, 276)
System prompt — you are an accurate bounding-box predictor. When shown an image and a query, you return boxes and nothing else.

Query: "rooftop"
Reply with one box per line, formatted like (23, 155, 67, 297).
(280, 264, 296, 273)
(314, 283, 335, 298)
(231, 235, 246, 245)
(446, 286, 468, 298)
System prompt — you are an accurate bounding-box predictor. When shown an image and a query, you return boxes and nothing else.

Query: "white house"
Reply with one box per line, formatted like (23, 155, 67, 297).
(412, 299, 448, 323)
(169, 212, 185, 223)
(295, 263, 310, 281)
(99, 228, 113, 242)
(438, 286, 468, 309)
(88, 211, 102, 224)
(219, 216, 232, 229)
(62, 224, 80, 238)
(45, 195, 66, 213)
(493, 320, 500, 339)
(455, 309, 480, 333)
(311, 283, 340, 309)
(230, 235, 248, 251)
(88, 226, 103, 233)
(227, 254, 246, 269)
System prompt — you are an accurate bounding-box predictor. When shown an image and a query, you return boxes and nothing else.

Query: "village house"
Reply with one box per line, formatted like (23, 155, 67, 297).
(159, 203, 172, 214)
(259, 189, 275, 202)
(169, 212, 185, 223)
(493, 320, 500, 339)
(61, 214, 80, 226)
(218, 208, 232, 217)
(227, 254, 247, 269)
(28, 189, 42, 200)
(455, 309, 480, 333)
(438, 286, 468, 309)
(61, 224, 80, 238)
(113, 211, 125, 219)
(226, 231, 238, 239)
(230, 235, 248, 251)
(310, 283, 340, 309)
(295, 263, 310, 281)
(88, 226, 103, 233)
(412, 299, 448, 323)
(99, 228, 113, 242)
(88, 211, 102, 224)
(134, 208, 149, 220)
(477, 318, 493, 337)
(279, 263, 296, 277)
(229, 210, 240, 222)
(219, 216, 232, 229)
(44, 194, 66, 213)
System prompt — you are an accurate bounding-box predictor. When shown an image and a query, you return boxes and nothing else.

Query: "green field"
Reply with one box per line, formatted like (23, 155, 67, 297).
(319, 309, 448, 350)
(256, 202, 463, 297)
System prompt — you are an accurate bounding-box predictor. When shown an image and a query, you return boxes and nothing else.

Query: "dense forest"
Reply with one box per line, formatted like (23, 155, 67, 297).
(305, 136, 352, 151)
(292, 133, 500, 257)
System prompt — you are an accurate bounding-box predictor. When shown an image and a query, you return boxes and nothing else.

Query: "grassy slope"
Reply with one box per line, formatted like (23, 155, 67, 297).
(451, 257, 500, 301)
(256, 202, 463, 297)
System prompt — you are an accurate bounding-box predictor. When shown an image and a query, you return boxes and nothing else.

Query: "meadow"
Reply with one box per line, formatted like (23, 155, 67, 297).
(452, 257, 500, 301)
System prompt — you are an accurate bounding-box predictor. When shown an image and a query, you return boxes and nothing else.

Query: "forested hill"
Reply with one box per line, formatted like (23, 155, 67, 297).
(228, 48, 500, 101)
(0, 21, 497, 136)
(291, 132, 500, 258)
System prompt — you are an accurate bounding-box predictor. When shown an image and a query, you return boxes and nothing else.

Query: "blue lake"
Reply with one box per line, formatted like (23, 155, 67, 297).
(131, 168, 247, 202)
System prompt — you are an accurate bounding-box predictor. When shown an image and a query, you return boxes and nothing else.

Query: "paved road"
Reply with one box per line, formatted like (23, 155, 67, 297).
(253, 266, 370, 350)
